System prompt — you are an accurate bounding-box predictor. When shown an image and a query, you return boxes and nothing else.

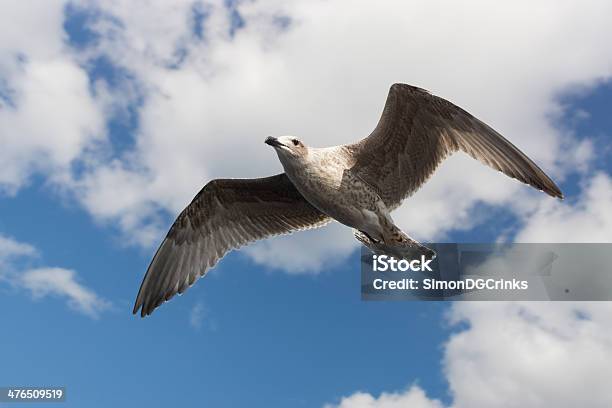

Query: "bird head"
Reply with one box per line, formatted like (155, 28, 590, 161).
(265, 136, 308, 162)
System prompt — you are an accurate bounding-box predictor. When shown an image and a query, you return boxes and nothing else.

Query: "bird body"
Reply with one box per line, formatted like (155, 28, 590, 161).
(275, 144, 390, 241)
(133, 83, 563, 317)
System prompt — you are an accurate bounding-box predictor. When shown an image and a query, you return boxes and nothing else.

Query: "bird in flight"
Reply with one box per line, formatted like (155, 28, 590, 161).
(133, 83, 563, 317)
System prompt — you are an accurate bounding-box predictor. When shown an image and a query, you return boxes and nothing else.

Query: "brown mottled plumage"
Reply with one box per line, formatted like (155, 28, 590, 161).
(347, 84, 563, 209)
(133, 175, 330, 317)
(133, 83, 562, 317)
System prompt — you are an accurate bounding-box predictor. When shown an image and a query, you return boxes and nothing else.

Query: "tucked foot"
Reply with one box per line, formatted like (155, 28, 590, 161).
(359, 230, 380, 244)
(354, 228, 436, 261)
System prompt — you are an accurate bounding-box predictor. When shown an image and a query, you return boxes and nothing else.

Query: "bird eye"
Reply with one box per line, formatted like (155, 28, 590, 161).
(292, 139, 299, 146)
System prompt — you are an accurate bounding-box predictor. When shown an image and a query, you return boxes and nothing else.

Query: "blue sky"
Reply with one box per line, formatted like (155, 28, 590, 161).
(2, 2, 612, 407)
(0, 178, 452, 406)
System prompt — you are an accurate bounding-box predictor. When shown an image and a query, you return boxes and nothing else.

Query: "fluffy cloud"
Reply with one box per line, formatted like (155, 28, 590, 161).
(0, 234, 37, 265)
(325, 301, 612, 408)
(516, 172, 612, 242)
(20, 267, 112, 318)
(0, 1, 104, 194)
(324, 385, 443, 408)
(3, 0, 612, 272)
(68, 0, 612, 269)
(244, 222, 355, 274)
(0, 234, 111, 318)
(446, 302, 612, 407)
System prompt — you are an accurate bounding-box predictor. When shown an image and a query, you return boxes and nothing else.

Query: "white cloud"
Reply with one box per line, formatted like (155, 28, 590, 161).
(324, 385, 443, 408)
(0, 234, 37, 266)
(516, 172, 612, 242)
(445, 302, 612, 408)
(20, 267, 111, 318)
(0, 233, 111, 318)
(325, 301, 612, 408)
(2, 0, 612, 271)
(0, 1, 104, 194)
(244, 222, 355, 274)
(68, 0, 612, 268)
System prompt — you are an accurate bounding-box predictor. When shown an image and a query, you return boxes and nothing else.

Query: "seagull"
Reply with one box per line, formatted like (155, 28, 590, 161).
(133, 83, 563, 317)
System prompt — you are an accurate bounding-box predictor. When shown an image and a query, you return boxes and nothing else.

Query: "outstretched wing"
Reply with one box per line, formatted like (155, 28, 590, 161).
(346, 83, 563, 209)
(133, 174, 330, 317)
